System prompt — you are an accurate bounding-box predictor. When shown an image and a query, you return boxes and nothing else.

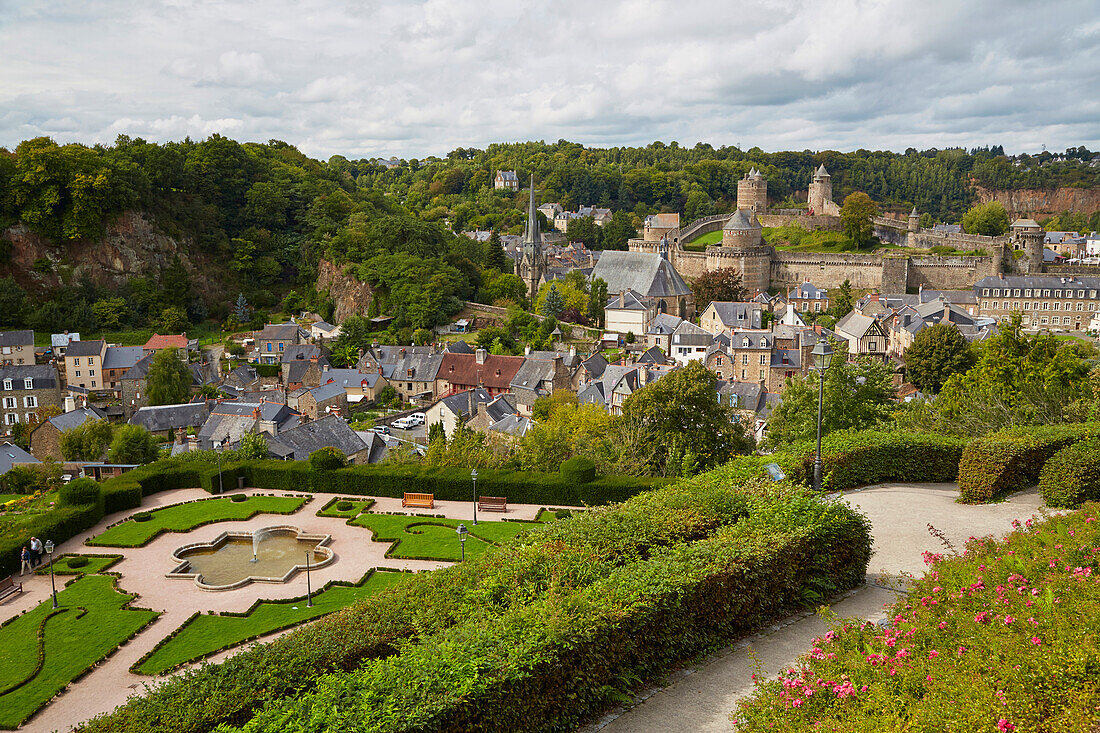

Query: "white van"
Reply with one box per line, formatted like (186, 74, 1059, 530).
(391, 417, 417, 430)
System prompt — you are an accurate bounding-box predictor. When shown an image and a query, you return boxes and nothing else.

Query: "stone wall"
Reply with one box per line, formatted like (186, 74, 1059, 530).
(771, 252, 884, 290)
(757, 214, 843, 231)
(906, 255, 1001, 290)
(670, 250, 709, 281)
(771, 251, 1002, 293)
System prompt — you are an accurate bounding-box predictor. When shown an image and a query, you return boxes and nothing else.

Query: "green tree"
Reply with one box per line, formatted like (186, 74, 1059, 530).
(59, 418, 113, 461)
(588, 277, 608, 327)
(0, 278, 26, 327)
(840, 191, 878, 249)
(157, 306, 190, 333)
(234, 293, 252, 322)
(690, 268, 748, 311)
(237, 430, 269, 460)
(482, 230, 508, 271)
(92, 297, 131, 331)
(832, 279, 853, 319)
(331, 344, 358, 367)
(565, 216, 601, 248)
(146, 348, 192, 405)
(281, 290, 304, 315)
(620, 360, 753, 475)
(541, 282, 565, 318)
(309, 447, 347, 470)
(427, 420, 446, 446)
(904, 323, 976, 393)
(600, 211, 637, 251)
(108, 424, 161, 464)
(684, 189, 715, 222)
(961, 201, 1010, 236)
(765, 352, 896, 447)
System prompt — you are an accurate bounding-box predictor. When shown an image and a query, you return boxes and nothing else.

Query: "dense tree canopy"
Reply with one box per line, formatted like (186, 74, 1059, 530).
(904, 323, 976, 393)
(961, 201, 1010, 236)
(146, 348, 192, 405)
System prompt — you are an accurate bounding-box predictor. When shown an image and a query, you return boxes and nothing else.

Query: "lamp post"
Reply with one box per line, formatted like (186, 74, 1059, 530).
(44, 540, 57, 609)
(216, 435, 228, 495)
(304, 550, 313, 608)
(470, 468, 478, 526)
(456, 523, 468, 562)
(811, 339, 834, 493)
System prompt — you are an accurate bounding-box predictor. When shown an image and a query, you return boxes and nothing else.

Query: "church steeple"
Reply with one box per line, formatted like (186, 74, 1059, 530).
(516, 173, 545, 300)
(525, 173, 539, 244)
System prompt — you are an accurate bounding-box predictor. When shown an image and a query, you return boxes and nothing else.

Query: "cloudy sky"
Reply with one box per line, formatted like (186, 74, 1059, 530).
(2, 0, 1098, 160)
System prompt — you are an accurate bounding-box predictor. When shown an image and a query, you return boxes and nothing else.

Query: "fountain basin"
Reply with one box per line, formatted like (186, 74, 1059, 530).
(167, 526, 334, 591)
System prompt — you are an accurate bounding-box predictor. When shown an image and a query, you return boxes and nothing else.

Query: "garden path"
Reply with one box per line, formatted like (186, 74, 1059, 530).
(1, 488, 573, 733)
(585, 482, 1052, 733)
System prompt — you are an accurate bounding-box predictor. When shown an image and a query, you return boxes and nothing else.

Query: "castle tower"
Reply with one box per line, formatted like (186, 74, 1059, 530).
(808, 164, 832, 216)
(1010, 218, 1045, 274)
(721, 209, 763, 250)
(736, 167, 768, 213)
(908, 207, 920, 233)
(515, 174, 546, 299)
(715, 209, 772, 294)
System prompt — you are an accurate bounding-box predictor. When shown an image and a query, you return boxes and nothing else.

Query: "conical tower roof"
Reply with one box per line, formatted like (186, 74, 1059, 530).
(814, 164, 830, 179)
(724, 209, 760, 231)
(524, 174, 540, 245)
(910, 207, 919, 217)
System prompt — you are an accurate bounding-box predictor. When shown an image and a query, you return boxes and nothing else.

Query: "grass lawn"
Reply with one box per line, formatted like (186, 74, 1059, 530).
(316, 498, 374, 519)
(0, 574, 158, 729)
(350, 514, 537, 561)
(0, 494, 21, 505)
(133, 570, 408, 675)
(535, 508, 574, 523)
(87, 495, 308, 548)
(683, 229, 723, 250)
(34, 554, 122, 576)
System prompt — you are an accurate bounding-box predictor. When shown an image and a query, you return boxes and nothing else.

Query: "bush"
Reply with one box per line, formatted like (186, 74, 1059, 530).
(309, 447, 347, 472)
(336, 501, 353, 511)
(59, 478, 103, 508)
(559, 456, 596, 484)
(733, 505, 1100, 732)
(1039, 440, 1100, 508)
(229, 494, 247, 503)
(67, 556, 90, 568)
(75, 472, 871, 733)
(101, 481, 142, 514)
(958, 423, 1100, 502)
(132, 512, 152, 522)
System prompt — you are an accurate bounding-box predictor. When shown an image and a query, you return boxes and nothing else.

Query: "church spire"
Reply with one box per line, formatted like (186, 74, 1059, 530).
(525, 173, 539, 244)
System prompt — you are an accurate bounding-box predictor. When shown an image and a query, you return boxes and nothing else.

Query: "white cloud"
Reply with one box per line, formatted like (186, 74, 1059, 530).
(0, 0, 1096, 158)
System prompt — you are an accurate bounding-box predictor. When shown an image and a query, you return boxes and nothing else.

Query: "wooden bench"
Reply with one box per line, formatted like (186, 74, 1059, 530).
(0, 575, 23, 603)
(478, 496, 507, 513)
(402, 492, 435, 509)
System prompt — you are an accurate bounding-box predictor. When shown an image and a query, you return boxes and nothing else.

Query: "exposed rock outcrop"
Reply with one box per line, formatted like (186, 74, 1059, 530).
(974, 186, 1100, 218)
(316, 258, 373, 323)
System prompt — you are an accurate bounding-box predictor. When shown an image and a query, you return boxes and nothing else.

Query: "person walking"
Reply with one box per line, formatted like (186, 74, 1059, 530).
(29, 536, 42, 568)
(20, 546, 31, 576)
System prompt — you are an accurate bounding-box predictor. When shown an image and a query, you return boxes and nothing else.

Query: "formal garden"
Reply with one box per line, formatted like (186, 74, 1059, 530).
(0, 423, 1098, 731)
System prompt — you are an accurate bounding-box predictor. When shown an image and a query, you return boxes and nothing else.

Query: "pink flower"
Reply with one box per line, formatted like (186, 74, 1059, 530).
(958, 646, 967, 655)
(1003, 615, 1015, 625)
(938, 621, 947, 629)
(1031, 637, 1042, 645)
(997, 720, 1015, 732)
(928, 650, 939, 658)
(792, 698, 802, 708)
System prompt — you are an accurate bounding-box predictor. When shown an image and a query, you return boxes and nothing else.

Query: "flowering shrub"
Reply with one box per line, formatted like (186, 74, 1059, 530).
(733, 504, 1100, 731)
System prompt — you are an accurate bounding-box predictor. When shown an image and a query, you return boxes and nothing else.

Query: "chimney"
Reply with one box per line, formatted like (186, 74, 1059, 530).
(620, 290, 626, 308)
(252, 407, 261, 421)
(322, 364, 329, 373)
(524, 344, 531, 356)
(569, 345, 576, 358)
(475, 348, 487, 365)
(310, 355, 318, 363)
(64, 395, 75, 412)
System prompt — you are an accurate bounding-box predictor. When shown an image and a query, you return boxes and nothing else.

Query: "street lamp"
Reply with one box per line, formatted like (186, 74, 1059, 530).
(811, 339, 834, 493)
(456, 523, 468, 561)
(470, 468, 478, 526)
(304, 550, 313, 608)
(44, 540, 57, 609)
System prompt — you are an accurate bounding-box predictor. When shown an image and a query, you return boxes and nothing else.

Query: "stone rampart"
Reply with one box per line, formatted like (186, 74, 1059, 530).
(670, 250, 708, 281)
(907, 255, 1000, 290)
(758, 214, 842, 231)
(771, 252, 884, 290)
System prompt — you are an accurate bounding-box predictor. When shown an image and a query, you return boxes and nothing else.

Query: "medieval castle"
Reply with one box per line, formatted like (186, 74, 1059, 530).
(629, 166, 1045, 295)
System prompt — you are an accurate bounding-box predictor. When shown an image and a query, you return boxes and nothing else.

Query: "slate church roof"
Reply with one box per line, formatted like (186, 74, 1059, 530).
(590, 251, 691, 299)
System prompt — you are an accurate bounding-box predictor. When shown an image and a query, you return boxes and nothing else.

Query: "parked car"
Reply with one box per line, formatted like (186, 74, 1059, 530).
(370, 425, 390, 435)
(410, 412, 426, 425)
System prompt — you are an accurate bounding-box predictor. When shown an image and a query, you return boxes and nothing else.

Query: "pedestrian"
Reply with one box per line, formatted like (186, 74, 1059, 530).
(29, 536, 42, 568)
(20, 546, 31, 576)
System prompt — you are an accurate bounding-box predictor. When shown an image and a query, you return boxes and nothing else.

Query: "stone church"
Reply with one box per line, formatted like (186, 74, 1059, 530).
(514, 174, 547, 300)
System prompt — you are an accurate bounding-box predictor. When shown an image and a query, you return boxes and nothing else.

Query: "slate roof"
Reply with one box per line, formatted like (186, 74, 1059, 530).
(723, 209, 761, 231)
(637, 346, 668, 364)
(438, 352, 523, 391)
(510, 359, 556, 393)
(321, 369, 381, 390)
(0, 330, 33, 348)
(265, 415, 368, 461)
(704, 302, 762, 329)
(1010, 218, 1041, 229)
(732, 331, 775, 349)
(770, 349, 801, 368)
(497, 170, 519, 182)
(435, 387, 494, 421)
(647, 313, 683, 335)
(644, 213, 680, 228)
(445, 340, 474, 354)
(717, 380, 766, 412)
(102, 346, 145, 371)
(0, 365, 58, 390)
(281, 344, 322, 364)
(590, 251, 691, 299)
(836, 311, 884, 339)
(606, 289, 648, 311)
(974, 275, 1100, 291)
(47, 406, 107, 432)
(223, 365, 259, 389)
(489, 414, 532, 437)
(66, 340, 105, 357)
(129, 403, 209, 432)
(792, 282, 828, 300)
(257, 323, 307, 341)
(581, 353, 608, 379)
(285, 356, 331, 385)
(815, 164, 830, 178)
(305, 381, 346, 403)
(0, 442, 38, 474)
(672, 320, 713, 347)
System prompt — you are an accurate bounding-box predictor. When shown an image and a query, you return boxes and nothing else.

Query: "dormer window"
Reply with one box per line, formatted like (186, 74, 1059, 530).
(1, 379, 9, 391)
(24, 378, 33, 390)
(760, 338, 768, 348)
(741, 337, 749, 347)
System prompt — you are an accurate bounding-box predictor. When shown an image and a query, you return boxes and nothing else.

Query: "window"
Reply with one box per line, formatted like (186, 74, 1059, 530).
(89, 369, 95, 376)
(1013, 302, 1019, 310)
(1025, 289, 1032, 297)
(1, 379, 9, 391)
(740, 369, 746, 380)
(760, 338, 768, 348)
(2, 397, 14, 408)
(23, 396, 36, 408)
(1003, 302, 1009, 310)
(982, 289, 989, 296)
(73, 358, 80, 366)
(23, 378, 32, 389)
(760, 354, 767, 365)
(715, 356, 723, 366)
(741, 354, 748, 365)
(992, 289, 1000, 297)
(759, 369, 765, 380)
(279, 342, 284, 351)
(1053, 302, 1060, 310)
(4, 413, 15, 425)
(1077, 302, 1084, 311)
(869, 340, 878, 351)
(1014, 289, 1021, 297)
(1079, 291, 1085, 298)
(1055, 290, 1062, 298)
(267, 343, 272, 352)
(1041, 316, 1048, 324)
(91, 380, 96, 387)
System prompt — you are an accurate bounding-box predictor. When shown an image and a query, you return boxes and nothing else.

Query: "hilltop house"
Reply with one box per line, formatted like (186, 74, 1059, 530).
(0, 365, 61, 428)
(0, 330, 35, 366)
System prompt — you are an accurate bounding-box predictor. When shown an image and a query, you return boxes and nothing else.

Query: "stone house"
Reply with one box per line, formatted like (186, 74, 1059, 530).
(0, 365, 61, 429)
(590, 250, 694, 319)
(265, 415, 371, 463)
(255, 323, 309, 364)
(103, 346, 144, 393)
(128, 402, 210, 439)
(699, 302, 764, 334)
(835, 311, 890, 360)
(320, 369, 386, 406)
(141, 333, 189, 358)
(669, 321, 714, 366)
(435, 349, 523, 399)
(361, 346, 442, 402)
(508, 354, 575, 416)
(197, 400, 300, 449)
(423, 387, 494, 437)
(0, 330, 35, 366)
(494, 170, 519, 191)
(30, 406, 107, 461)
(64, 339, 106, 391)
(288, 381, 347, 421)
(786, 282, 830, 313)
(604, 289, 652, 337)
(646, 313, 683, 354)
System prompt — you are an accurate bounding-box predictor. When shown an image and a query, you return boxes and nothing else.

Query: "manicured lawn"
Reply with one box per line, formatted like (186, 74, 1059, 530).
(683, 229, 722, 250)
(134, 570, 408, 675)
(34, 554, 122, 576)
(316, 497, 374, 519)
(350, 514, 536, 561)
(87, 495, 308, 548)
(535, 508, 574, 522)
(0, 574, 158, 729)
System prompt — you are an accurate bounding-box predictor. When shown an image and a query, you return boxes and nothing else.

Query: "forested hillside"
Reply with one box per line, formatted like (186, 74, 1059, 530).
(1, 136, 1098, 336)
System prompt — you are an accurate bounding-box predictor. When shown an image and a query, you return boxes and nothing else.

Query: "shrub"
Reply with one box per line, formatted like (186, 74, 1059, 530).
(554, 509, 572, 519)
(958, 423, 1100, 502)
(59, 478, 103, 507)
(132, 512, 152, 522)
(559, 456, 596, 484)
(336, 501, 353, 511)
(309, 447, 347, 472)
(1039, 440, 1100, 508)
(67, 556, 90, 568)
(74, 473, 871, 733)
(101, 481, 142, 514)
(229, 494, 247, 503)
(733, 505, 1100, 732)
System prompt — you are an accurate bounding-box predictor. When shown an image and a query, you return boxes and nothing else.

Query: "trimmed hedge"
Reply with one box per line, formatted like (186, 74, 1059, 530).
(560, 456, 596, 484)
(75, 473, 871, 733)
(0, 487, 107, 579)
(713, 430, 967, 493)
(1039, 440, 1100, 508)
(958, 423, 1100, 503)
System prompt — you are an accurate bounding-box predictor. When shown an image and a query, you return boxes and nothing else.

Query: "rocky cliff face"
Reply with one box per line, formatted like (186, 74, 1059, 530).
(974, 186, 1100, 217)
(316, 258, 373, 322)
(0, 211, 217, 296)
